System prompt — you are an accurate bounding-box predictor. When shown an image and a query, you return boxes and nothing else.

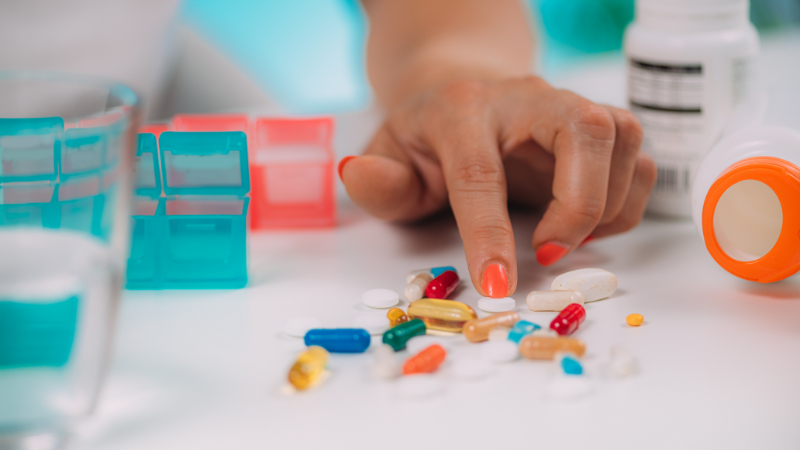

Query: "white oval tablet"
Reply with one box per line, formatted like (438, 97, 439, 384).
(551, 268, 617, 302)
(353, 314, 390, 335)
(362, 288, 400, 308)
(547, 376, 595, 400)
(451, 358, 494, 380)
(480, 340, 519, 363)
(526, 290, 585, 311)
(397, 374, 444, 399)
(478, 297, 515, 312)
(284, 317, 322, 338)
(406, 335, 450, 355)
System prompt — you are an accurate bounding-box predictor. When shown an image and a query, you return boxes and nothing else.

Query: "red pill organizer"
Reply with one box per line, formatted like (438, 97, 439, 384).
(425, 270, 459, 299)
(550, 303, 586, 336)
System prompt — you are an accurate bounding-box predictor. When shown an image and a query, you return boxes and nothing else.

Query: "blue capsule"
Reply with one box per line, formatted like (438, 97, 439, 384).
(431, 266, 458, 278)
(560, 354, 583, 375)
(507, 320, 541, 343)
(303, 329, 371, 353)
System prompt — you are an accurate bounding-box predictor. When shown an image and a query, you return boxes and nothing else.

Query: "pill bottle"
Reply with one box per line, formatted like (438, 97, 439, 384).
(624, 0, 759, 217)
(691, 126, 800, 283)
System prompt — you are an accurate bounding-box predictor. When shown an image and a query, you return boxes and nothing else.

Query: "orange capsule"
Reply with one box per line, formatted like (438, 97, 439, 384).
(462, 311, 521, 342)
(519, 335, 586, 360)
(387, 308, 409, 327)
(403, 344, 446, 375)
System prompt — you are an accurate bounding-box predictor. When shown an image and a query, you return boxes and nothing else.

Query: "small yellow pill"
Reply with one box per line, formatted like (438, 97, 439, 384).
(626, 314, 644, 326)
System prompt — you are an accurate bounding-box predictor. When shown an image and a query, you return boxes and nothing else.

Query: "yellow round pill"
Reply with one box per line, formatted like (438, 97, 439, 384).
(626, 314, 644, 326)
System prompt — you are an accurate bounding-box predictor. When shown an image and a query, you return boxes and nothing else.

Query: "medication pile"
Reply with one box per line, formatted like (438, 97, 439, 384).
(285, 266, 641, 399)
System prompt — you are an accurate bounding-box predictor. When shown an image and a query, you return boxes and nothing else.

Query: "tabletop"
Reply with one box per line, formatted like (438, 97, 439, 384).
(76, 29, 800, 450)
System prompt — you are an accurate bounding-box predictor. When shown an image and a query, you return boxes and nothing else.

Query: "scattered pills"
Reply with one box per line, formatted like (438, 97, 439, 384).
(477, 296, 515, 313)
(480, 340, 519, 363)
(519, 335, 586, 360)
(507, 320, 541, 344)
(462, 311, 520, 342)
(352, 314, 390, 335)
(626, 313, 644, 326)
(552, 268, 617, 302)
(548, 376, 595, 401)
(373, 344, 401, 379)
(304, 328, 371, 353)
(404, 272, 433, 302)
(383, 319, 426, 351)
(397, 374, 444, 399)
(288, 346, 329, 390)
(387, 308, 409, 327)
(403, 344, 446, 375)
(284, 317, 322, 338)
(451, 358, 494, 380)
(550, 303, 586, 336)
(558, 353, 584, 375)
(405, 335, 451, 355)
(407, 298, 477, 333)
(425, 270, 460, 299)
(362, 288, 400, 309)
(526, 290, 585, 311)
(431, 266, 458, 278)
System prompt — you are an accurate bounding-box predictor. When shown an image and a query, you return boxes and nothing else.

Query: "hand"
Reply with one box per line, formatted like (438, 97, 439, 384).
(339, 75, 656, 298)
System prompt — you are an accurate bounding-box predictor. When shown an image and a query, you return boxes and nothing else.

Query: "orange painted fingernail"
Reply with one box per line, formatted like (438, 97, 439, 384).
(536, 242, 569, 266)
(482, 263, 509, 298)
(337, 155, 358, 182)
(580, 235, 595, 247)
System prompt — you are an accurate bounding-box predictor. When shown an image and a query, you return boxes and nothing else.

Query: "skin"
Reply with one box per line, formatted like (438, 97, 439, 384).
(342, 0, 657, 297)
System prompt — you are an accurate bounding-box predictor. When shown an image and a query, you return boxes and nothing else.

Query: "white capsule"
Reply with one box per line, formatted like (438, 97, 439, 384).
(284, 317, 322, 337)
(551, 268, 617, 302)
(404, 273, 434, 302)
(451, 358, 494, 380)
(478, 297, 515, 312)
(362, 288, 400, 309)
(405, 335, 451, 355)
(397, 374, 444, 399)
(480, 340, 519, 363)
(526, 290, 585, 311)
(487, 327, 510, 341)
(609, 344, 635, 378)
(353, 313, 390, 335)
(373, 344, 401, 379)
(531, 328, 558, 338)
(406, 268, 432, 284)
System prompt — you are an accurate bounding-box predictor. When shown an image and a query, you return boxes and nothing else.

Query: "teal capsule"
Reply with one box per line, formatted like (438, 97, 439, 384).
(382, 319, 426, 351)
(561, 354, 583, 375)
(431, 266, 458, 278)
(508, 320, 541, 343)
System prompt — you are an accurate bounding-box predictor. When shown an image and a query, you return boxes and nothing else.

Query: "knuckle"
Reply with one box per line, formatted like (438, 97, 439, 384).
(453, 155, 504, 187)
(436, 80, 489, 108)
(564, 196, 605, 224)
(570, 102, 616, 143)
(615, 110, 644, 152)
(472, 218, 515, 242)
(637, 153, 658, 189)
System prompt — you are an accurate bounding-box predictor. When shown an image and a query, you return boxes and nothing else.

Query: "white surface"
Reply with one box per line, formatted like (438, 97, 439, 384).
(479, 340, 520, 363)
(282, 318, 321, 338)
(477, 296, 515, 312)
(74, 29, 800, 450)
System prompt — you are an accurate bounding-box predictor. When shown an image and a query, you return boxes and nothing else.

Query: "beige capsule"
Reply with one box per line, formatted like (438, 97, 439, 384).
(404, 273, 434, 302)
(407, 298, 477, 333)
(526, 290, 585, 312)
(462, 311, 520, 342)
(519, 335, 586, 360)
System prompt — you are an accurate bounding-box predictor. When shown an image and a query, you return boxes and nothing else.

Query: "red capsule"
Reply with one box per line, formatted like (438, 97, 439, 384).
(403, 344, 446, 375)
(549, 303, 586, 336)
(425, 270, 459, 299)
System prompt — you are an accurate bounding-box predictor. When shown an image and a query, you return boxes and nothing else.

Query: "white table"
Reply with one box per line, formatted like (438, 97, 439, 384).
(77, 28, 800, 450)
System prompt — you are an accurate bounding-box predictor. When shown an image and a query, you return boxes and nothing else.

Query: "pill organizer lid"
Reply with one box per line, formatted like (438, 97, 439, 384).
(135, 133, 161, 198)
(0, 117, 63, 182)
(159, 131, 250, 196)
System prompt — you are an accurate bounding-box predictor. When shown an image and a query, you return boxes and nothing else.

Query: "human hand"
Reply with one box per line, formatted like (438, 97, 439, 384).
(339, 76, 656, 298)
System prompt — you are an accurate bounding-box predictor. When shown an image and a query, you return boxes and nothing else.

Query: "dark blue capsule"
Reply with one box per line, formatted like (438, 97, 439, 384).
(304, 328, 371, 353)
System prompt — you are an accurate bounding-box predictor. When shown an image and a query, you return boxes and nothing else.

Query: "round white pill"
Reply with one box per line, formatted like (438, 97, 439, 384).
(353, 314, 390, 335)
(480, 340, 519, 363)
(547, 375, 595, 400)
(406, 335, 450, 355)
(284, 317, 322, 338)
(451, 358, 494, 380)
(397, 374, 444, 399)
(362, 289, 400, 309)
(478, 297, 515, 312)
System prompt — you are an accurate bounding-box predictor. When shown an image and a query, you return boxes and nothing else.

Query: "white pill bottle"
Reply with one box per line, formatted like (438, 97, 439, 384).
(624, 0, 759, 217)
(692, 126, 800, 283)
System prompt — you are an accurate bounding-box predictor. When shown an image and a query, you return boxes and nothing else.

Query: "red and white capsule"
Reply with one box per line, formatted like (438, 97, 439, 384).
(549, 303, 586, 336)
(425, 270, 459, 299)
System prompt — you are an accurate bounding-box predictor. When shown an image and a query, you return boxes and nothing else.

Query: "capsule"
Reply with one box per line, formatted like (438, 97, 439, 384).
(507, 320, 541, 343)
(383, 319, 426, 351)
(425, 270, 459, 299)
(403, 344, 446, 375)
(526, 290, 585, 311)
(406, 268, 432, 284)
(304, 328, 371, 353)
(552, 268, 617, 302)
(288, 346, 329, 390)
(431, 266, 458, 278)
(462, 311, 520, 342)
(559, 353, 584, 375)
(404, 272, 433, 302)
(550, 303, 586, 336)
(519, 335, 586, 360)
(387, 308, 409, 327)
(407, 298, 477, 333)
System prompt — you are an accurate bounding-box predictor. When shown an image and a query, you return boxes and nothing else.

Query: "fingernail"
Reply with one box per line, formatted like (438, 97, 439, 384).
(481, 263, 509, 298)
(337, 155, 358, 182)
(536, 242, 570, 266)
(580, 235, 595, 247)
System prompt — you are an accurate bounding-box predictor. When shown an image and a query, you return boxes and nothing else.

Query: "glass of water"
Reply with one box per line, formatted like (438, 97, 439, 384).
(0, 72, 138, 449)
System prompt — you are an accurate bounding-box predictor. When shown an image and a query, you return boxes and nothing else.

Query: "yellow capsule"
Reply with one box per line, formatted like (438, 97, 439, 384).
(288, 346, 329, 390)
(407, 298, 477, 333)
(387, 307, 409, 327)
(519, 335, 585, 360)
(462, 311, 520, 342)
(626, 313, 644, 326)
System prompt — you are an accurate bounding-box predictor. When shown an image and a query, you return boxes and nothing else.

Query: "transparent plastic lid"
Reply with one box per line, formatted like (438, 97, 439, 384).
(0, 117, 63, 182)
(61, 126, 105, 177)
(135, 133, 161, 198)
(159, 131, 250, 196)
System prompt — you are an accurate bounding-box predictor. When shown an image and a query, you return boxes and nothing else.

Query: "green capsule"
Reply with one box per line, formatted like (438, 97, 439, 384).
(382, 318, 426, 351)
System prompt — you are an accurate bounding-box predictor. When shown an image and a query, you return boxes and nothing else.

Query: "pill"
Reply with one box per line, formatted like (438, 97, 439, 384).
(407, 298, 477, 333)
(284, 317, 322, 338)
(626, 313, 644, 326)
(397, 374, 444, 399)
(387, 308, 409, 327)
(373, 344, 401, 379)
(550, 303, 586, 336)
(477, 296, 515, 312)
(547, 376, 594, 400)
(362, 288, 400, 308)
(406, 268, 432, 284)
(383, 319, 426, 351)
(519, 335, 586, 360)
(609, 345, 635, 377)
(352, 314, 390, 335)
(404, 273, 433, 302)
(531, 328, 558, 338)
(451, 358, 494, 380)
(558, 353, 584, 375)
(431, 266, 458, 278)
(304, 328, 371, 353)
(403, 344, 446, 375)
(406, 335, 451, 355)
(288, 346, 329, 390)
(462, 311, 520, 342)
(551, 268, 617, 302)
(425, 270, 459, 299)
(526, 290, 585, 312)
(507, 320, 541, 344)
(480, 340, 519, 363)
(488, 327, 511, 341)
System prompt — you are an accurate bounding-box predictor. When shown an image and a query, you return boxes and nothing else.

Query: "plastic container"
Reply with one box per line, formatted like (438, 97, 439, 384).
(692, 126, 800, 283)
(624, 0, 760, 217)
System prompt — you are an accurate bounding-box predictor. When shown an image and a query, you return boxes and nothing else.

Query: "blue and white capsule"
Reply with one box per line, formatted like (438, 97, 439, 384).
(304, 328, 371, 353)
(507, 320, 541, 343)
(431, 266, 458, 278)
